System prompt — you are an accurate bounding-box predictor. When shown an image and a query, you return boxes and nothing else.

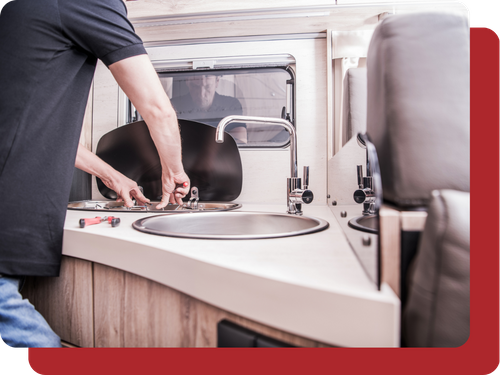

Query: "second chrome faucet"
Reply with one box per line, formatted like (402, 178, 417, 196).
(216, 115, 313, 215)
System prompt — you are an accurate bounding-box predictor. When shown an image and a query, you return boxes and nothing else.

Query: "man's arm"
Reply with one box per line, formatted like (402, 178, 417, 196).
(109, 54, 190, 208)
(75, 144, 149, 207)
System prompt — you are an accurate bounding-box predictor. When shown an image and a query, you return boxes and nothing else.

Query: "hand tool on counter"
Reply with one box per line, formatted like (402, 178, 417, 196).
(79, 216, 120, 228)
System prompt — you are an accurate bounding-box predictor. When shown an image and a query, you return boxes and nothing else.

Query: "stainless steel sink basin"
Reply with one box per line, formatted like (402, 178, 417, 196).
(132, 211, 329, 240)
(67, 200, 241, 212)
(348, 215, 378, 234)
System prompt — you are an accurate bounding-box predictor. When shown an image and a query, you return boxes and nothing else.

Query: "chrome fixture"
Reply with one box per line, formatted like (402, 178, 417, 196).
(216, 115, 313, 215)
(287, 166, 314, 215)
(185, 186, 200, 210)
(353, 164, 375, 215)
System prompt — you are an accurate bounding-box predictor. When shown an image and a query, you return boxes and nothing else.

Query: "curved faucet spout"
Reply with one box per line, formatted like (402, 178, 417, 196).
(216, 115, 297, 178)
(216, 115, 312, 215)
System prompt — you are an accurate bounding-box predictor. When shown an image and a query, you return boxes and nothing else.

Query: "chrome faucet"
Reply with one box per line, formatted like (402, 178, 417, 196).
(353, 165, 375, 215)
(216, 115, 313, 215)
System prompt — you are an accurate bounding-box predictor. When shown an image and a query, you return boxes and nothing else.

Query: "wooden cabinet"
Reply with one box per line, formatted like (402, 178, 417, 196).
(379, 206, 427, 298)
(21, 256, 94, 347)
(22, 256, 330, 348)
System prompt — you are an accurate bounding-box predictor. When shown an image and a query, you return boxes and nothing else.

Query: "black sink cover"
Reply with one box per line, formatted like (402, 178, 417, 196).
(95, 119, 242, 201)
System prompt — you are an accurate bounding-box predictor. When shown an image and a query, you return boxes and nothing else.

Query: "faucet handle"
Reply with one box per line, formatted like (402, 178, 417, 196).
(186, 186, 199, 209)
(287, 177, 314, 215)
(357, 165, 364, 188)
(363, 176, 373, 190)
(303, 166, 310, 189)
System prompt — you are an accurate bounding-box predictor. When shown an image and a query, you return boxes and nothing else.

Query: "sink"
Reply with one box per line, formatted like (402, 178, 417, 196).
(132, 211, 329, 240)
(348, 215, 379, 234)
(67, 200, 241, 212)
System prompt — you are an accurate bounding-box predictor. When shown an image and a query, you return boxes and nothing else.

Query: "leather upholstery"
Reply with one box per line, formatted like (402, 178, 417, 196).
(366, 12, 471, 347)
(366, 12, 470, 208)
(342, 68, 367, 145)
(403, 189, 470, 347)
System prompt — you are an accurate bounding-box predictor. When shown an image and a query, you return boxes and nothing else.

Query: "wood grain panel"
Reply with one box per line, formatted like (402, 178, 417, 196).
(126, 0, 337, 18)
(21, 256, 94, 347)
(94, 263, 186, 347)
(126, 1, 466, 41)
(379, 206, 401, 297)
(401, 211, 427, 231)
(379, 208, 428, 297)
(134, 17, 376, 45)
(93, 262, 331, 347)
(127, 4, 383, 44)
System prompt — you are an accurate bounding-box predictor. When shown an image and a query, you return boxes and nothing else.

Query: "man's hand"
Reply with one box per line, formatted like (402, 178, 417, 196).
(75, 144, 149, 207)
(157, 171, 190, 209)
(103, 171, 149, 207)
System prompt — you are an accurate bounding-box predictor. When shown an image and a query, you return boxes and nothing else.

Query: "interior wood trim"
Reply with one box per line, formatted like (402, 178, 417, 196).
(379, 206, 401, 297)
(144, 32, 326, 48)
(400, 211, 428, 231)
(20, 256, 94, 348)
(93, 262, 332, 348)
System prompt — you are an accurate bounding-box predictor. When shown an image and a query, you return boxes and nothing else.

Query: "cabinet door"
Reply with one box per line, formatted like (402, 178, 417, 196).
(21, 256, 94, 347)
(93, 262, 218, 347)
(93, 263, 332, 348)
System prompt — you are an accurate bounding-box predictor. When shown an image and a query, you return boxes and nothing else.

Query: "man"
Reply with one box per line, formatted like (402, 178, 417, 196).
(170, 74, 248, 143)
(0, 0, 189, 347)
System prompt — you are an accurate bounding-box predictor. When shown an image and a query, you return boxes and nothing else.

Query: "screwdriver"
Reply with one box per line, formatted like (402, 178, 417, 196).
(79, 216, 120, 228)
(155, 182, 190, 200)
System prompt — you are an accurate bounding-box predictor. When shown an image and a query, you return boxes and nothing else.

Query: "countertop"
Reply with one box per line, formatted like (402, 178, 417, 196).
(62, 203, 400, 347)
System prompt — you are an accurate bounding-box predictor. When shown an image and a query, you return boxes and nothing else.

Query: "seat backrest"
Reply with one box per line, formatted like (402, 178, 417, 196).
(342, 67, 367, 145)
(402, 189, 470, 347)
(366, 12, 470, 208)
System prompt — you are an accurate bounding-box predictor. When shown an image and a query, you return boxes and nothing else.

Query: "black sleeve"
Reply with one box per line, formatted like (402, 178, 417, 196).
(57, 0, 146, 66)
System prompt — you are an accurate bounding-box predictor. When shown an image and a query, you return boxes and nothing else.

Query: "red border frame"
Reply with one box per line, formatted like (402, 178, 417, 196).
(27, 28, 499, 375)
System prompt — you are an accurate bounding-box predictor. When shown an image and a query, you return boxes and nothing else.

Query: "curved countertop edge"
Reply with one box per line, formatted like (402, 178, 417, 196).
(63, 205, 400, 347)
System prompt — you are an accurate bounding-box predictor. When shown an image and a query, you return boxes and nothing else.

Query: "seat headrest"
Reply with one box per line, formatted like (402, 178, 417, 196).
(366, 12, 469, 208)
(342, 68, 367, 145)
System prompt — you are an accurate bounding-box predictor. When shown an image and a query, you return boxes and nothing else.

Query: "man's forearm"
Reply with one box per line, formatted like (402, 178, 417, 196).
(75, 144, 149, 206)
(75, 143, 114, 182)
(109, 55, 184, 175)
(108, 54, 190, 207)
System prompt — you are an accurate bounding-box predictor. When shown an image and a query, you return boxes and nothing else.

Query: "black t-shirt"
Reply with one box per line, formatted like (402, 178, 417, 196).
(0, 0, 146, 276)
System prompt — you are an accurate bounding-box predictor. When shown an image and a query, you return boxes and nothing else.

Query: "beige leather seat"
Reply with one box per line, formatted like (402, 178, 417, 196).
(342, 68, 367, 145)
(403, 189, 470, 347)
(367, 12, 469, 208)
(366, 12, 470, 347)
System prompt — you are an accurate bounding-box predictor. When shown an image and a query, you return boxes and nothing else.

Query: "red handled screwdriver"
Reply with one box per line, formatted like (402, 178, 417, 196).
(106, 216, 120, 227)
(79, 216, 120, 228)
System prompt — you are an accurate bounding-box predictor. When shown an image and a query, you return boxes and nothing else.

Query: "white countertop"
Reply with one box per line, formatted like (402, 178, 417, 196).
(62, 203, 400, 347)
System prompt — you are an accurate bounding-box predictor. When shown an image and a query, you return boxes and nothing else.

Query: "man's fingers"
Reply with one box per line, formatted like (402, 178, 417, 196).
(169, 193, 177, 205)
(156, 179, 190, 209)
(156, 194, 170, 209)
(122, 195, 135, 207)
(130, 187, 150, 205)
(174, 192, 184, 206)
